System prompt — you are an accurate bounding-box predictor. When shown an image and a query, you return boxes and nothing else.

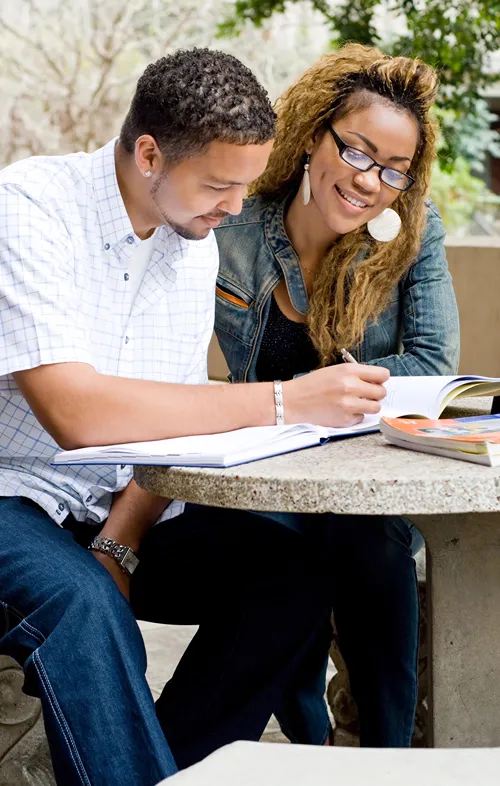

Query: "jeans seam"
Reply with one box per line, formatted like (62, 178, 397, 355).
(1, 598, 25, 626)
(33, 650, 92, 786)
(1, 602, 9, 634)
(19, 619, 45, 647)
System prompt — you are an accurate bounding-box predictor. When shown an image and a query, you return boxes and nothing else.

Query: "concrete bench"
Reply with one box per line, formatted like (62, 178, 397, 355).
(161, 740, 500, 785)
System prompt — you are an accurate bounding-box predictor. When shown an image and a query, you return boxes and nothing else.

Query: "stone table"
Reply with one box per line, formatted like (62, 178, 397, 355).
(136, 397, 500, 748)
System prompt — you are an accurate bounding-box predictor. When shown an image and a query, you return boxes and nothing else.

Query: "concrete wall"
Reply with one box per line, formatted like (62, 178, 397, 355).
(446, 238, 500, 376)
(207, 238, 500, 380)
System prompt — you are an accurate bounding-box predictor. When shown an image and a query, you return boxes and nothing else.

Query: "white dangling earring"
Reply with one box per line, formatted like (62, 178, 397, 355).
(302, 154, 311, 206)
(367, 208, 401, 242)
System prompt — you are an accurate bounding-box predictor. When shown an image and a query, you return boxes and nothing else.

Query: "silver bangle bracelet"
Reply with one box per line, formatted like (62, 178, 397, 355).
(273, 380, 285, 426)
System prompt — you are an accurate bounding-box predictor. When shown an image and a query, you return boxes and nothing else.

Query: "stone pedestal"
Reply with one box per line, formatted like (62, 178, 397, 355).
(0, 656, 54, 785)
(413, 513, 500, 747)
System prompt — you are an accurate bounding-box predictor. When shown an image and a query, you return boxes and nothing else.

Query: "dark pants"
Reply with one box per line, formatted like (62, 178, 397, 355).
(255, 511, 421, 747)
(0, 497, 332, 785)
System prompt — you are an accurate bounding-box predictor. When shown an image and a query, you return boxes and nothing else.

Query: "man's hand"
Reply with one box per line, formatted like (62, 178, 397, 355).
(92, 550, 131, 601)
(283, 363, 389, 427)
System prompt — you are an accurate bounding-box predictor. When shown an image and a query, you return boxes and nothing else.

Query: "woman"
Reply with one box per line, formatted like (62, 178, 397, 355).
(214, 44, 459, 747)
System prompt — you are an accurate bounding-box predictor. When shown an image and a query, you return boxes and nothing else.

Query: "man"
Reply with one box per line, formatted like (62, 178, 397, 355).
(0, 48, 388, 785)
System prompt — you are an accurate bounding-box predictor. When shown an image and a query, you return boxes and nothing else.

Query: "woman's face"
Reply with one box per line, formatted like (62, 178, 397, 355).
(307, 101, 419, 236)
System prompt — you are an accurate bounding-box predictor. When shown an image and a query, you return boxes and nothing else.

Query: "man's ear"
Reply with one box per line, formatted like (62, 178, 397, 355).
(134, 135, 164, 178)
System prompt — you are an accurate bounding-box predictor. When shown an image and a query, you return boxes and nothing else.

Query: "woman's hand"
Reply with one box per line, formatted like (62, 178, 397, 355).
(283, 363, 389, 427)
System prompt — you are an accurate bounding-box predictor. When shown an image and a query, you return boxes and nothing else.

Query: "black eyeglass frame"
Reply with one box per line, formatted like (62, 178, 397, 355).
(328, 125, 415, 192)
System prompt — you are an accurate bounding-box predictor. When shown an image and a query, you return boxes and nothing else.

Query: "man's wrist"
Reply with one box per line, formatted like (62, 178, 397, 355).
(89, 535, 139, 576)
(98, 526, 141, 553)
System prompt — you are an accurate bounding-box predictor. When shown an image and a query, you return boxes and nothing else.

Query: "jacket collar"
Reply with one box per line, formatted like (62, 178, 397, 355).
(264, 195, 310, 316)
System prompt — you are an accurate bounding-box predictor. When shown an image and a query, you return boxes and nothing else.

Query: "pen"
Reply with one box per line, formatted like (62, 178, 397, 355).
(341, 348, 358, 364)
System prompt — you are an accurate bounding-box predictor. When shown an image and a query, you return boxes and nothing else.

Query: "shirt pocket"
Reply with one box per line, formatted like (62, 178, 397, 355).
(215, 281, 253, 310)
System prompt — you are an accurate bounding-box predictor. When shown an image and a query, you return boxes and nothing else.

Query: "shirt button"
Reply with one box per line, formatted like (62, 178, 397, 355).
(120, 464, 126, 470)
(58, 503, 65, 512)
(125, 336, 130, 344)
(104, 243, 110, 251)
(126, 236, 134, 244)
(124, 273, 130, 281)
(85, 494, 92, 503)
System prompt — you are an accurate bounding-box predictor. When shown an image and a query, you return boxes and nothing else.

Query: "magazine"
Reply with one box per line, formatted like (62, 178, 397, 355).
(380, 415, 500, 466)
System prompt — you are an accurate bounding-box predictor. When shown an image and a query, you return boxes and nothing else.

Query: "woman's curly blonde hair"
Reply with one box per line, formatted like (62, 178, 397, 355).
(249, 43, 439, 365)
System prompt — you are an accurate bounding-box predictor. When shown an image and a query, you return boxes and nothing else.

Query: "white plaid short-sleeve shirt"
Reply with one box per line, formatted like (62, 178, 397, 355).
(0, 139, 219, 525)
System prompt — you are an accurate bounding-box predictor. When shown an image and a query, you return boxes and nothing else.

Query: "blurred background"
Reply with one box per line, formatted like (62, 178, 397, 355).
(0, 0, 498, 237)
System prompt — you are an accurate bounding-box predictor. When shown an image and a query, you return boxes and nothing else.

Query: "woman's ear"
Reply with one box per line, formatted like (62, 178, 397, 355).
(308, 125, 328, 152)
(305, 134, 315, 154)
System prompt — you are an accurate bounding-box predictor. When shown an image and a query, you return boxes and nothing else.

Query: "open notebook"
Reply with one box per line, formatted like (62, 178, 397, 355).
(53, 374, 500, 469)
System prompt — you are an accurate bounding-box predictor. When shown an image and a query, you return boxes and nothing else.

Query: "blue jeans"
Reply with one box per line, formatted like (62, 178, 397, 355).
(256, 512, 422, 748)
(0, 498, 332, 784)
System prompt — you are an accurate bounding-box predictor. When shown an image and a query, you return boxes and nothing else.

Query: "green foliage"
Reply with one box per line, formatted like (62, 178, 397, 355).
(391, 0, 499, 113)
(332, 0, 381, 46)
(430, 157, 500, 234)
(435, 100, 500, 173)
(219, 0, 500, 162)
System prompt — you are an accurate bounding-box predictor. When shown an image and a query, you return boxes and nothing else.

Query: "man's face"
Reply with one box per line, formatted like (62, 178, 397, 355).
(149, 140, 274, 240)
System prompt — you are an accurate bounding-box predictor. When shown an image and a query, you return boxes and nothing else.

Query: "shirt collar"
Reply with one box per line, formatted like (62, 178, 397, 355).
(91, 138, 135, 251)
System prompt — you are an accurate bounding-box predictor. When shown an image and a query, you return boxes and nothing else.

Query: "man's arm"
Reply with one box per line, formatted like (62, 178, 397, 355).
(91, 478, 170, 600)
(99, 479, 169, 553)
(14, 361, 389, 450)
(3, 183, 389, 449)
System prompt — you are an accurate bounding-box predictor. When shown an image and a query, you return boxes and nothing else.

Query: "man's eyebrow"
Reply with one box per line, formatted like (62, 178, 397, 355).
(347, 131, 412, 163)
(206, 177, 245, 186)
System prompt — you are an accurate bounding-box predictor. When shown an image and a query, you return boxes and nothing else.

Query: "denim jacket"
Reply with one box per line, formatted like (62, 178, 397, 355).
(214, 195, 460, 382)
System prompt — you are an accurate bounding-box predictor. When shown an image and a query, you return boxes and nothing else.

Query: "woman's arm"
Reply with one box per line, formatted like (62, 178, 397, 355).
(366, 206, 460, 376)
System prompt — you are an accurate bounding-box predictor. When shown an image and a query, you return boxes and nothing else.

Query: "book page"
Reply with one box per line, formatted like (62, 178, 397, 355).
(54, 425, 314, 464)
(325, 413, 380, 436)
(382, 375, 500, 420)
(381, 376, 458, 419)
(53, 418, 379, 467)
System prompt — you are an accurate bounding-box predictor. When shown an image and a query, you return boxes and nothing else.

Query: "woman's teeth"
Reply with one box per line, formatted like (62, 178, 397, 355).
(337, 187, 367, 208)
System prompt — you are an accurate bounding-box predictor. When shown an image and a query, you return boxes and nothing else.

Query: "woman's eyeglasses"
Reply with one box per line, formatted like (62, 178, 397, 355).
(328, 126, 415, 192)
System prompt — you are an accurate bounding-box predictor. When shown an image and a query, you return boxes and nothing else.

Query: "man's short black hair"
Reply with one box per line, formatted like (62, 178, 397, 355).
(120, 48, 276, 163)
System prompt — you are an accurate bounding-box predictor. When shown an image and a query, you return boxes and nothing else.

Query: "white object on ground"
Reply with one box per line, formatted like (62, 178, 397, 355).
(159, 740, 500, 785)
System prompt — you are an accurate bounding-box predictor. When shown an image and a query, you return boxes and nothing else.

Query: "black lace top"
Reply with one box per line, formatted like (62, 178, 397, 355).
(255, 294, 320, 382)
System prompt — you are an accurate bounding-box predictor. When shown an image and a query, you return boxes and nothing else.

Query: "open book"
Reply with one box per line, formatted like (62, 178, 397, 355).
(381, 374, 500, 420)
(52, 419, 379, 469)
(52, 375, 500, 469)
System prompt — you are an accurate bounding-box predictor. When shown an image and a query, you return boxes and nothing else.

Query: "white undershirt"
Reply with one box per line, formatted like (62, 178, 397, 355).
(127, 230, 158, 313)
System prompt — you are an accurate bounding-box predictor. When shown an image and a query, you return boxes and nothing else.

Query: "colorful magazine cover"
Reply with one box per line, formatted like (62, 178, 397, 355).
(381, 415, 500, 444)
